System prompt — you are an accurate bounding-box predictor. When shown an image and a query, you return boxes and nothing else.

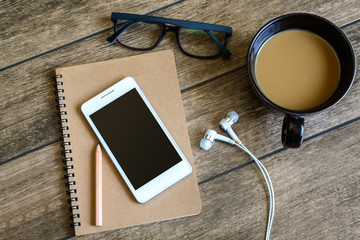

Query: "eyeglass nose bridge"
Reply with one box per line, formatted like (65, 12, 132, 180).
(162, 25, 179, 33)
(154, 24, 180, 47)
(158, 24, 180, 40)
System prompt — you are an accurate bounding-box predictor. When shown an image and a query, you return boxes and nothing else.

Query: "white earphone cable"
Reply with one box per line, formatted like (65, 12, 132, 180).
(235, 143, 275, 240)
(200, 111, 274, 240)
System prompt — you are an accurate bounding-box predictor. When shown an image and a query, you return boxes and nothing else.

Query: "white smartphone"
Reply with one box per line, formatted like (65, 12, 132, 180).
(81, 77, 192, 203)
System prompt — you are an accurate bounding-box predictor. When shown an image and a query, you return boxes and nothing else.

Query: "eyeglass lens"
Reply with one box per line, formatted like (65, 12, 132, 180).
(115, 21, 227, 57)
(178, 28, 226, 57)
(115, 22, 163, 49)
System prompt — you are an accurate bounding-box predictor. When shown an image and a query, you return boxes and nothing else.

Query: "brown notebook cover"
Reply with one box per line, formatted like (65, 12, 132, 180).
(54, 50, 201, 236)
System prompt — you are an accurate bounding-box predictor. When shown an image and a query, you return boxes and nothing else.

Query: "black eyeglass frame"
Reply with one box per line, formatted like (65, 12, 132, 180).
(107, 12, 233, 58)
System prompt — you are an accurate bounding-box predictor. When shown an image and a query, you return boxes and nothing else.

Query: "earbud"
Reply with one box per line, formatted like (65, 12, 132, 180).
(200, 129, 235, 150)
(219, 111, 241, 144)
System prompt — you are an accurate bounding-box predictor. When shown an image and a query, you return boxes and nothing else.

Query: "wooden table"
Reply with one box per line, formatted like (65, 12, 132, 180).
(1, 1, 359, 239)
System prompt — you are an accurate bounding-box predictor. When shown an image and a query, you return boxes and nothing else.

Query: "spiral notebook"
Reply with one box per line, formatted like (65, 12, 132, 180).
(54, 50, 201, 236)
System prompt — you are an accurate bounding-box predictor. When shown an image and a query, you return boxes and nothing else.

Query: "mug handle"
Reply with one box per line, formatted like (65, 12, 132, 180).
(282, 114, 304, 148)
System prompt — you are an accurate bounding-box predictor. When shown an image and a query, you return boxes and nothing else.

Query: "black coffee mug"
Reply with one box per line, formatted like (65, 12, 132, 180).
(247, 13, 356, 148)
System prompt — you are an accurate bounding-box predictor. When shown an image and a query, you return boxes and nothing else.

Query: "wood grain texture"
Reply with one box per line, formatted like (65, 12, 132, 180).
(0, 0, 179, 68)
(1, 0, 360, 239)
(1, 89, 359, 240)
(0, 143, 73, 240)
(1, 14, 359, 165)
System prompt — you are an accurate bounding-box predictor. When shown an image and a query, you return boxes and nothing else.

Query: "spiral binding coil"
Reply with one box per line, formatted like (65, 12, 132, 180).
(53, 74, 81, 227)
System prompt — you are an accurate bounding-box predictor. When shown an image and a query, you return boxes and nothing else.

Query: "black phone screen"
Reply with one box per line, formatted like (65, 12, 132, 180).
(90, 89, 182, 190)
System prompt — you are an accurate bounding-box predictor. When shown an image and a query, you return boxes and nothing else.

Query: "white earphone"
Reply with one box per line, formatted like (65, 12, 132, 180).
(219, 111, 242, 144)
(200, 111, 275, 240)
(200, 129, 235, 150)
(200, 111, 241, 150)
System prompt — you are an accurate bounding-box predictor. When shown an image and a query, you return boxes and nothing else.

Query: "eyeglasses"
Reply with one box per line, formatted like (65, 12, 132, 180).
(107, 12, 233, 58)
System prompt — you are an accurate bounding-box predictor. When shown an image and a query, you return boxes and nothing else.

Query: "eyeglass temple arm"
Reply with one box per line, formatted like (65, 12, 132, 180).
(207, 31, 232, 57)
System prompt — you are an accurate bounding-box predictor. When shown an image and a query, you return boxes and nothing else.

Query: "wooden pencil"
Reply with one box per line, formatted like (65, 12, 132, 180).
(95, 143, 103, 226)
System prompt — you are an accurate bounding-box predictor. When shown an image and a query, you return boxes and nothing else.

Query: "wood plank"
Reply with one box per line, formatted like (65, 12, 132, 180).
(0, 142, 73, 239)
(0, 0, 179, 68)
(0, 20, 359, 167)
